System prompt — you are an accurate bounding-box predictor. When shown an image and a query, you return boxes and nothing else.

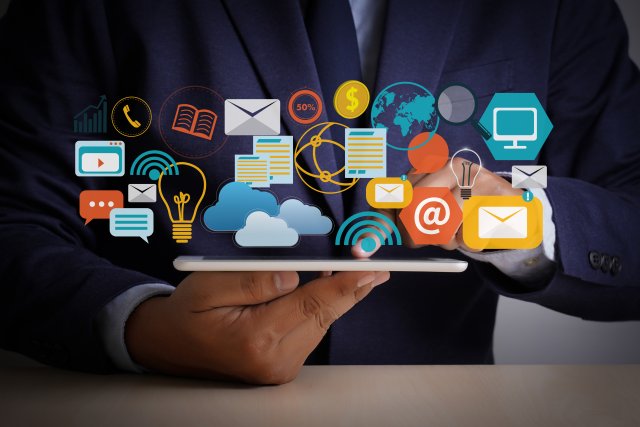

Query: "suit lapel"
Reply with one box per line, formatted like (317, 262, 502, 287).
(221, 0, 344, 221)
(374, 0, 464, 92)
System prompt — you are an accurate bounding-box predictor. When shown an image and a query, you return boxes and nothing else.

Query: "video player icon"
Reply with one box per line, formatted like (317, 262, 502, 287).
(75, 141, 125, 177)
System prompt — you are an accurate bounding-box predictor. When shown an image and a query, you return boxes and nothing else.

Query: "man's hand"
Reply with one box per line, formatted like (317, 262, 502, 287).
(125, 270, 390, 384)
(353, 158, 523, 256)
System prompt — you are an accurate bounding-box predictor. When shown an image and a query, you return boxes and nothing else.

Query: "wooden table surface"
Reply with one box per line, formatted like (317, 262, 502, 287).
(0, 351, 639, 427)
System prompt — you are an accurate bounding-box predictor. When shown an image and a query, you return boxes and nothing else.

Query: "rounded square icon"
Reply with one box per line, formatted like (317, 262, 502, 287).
(462, 196, 543, 250)
(75, 141, 125, 176)
(399, 187, 461, 245)
(366, 177, 413, 209)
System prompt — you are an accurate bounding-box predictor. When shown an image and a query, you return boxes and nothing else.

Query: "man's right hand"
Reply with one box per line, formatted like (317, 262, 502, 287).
(125, 270, 390, 384)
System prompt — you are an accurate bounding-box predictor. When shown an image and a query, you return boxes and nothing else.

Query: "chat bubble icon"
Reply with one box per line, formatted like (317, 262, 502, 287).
(79, 190, 124, 225)
(109, 208, 154, 243)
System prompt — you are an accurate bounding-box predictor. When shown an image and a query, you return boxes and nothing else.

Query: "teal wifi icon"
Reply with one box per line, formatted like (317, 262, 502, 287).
(335, 211, 402, 252)
(130, 150, 179, 181)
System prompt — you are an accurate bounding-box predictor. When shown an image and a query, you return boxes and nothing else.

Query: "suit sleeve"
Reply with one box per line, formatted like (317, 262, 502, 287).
(0, 1, 167, 372)
(477, 0, 640, 320)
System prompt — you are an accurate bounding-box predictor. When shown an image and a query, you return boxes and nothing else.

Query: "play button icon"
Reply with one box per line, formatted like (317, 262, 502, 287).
(75, 141, 125, 177)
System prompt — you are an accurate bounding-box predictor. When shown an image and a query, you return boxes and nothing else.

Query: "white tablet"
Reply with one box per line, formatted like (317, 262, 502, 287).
(173, 256, 468, 273)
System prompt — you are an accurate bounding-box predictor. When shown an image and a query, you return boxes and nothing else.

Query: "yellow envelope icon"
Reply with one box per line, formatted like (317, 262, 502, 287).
(366, 177, 412, 208)
(463, 196, 542, 250)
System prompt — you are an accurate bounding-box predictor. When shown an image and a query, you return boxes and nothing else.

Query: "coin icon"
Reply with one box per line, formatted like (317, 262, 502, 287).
(334, 80, 370, 119)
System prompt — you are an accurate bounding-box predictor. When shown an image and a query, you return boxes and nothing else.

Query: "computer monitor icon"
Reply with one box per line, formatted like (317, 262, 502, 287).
(492, 107, 537, 150)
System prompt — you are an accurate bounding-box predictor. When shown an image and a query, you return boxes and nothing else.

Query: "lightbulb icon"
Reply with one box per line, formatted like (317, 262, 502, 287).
(450, 148, 482, 200)
(158, 162, 207, 243)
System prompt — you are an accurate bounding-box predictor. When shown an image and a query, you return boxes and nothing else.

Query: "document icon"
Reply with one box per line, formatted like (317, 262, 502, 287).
(366, 177, 413, 208)
(512, 165, 547, 189)
(235, 155, 270, 188)
(463, 196, 543, 250)
(224, 99, 280, 136)
(128, 184, 157, 203)
(253, 136, 293, 184)
(345, 128, 387, 178)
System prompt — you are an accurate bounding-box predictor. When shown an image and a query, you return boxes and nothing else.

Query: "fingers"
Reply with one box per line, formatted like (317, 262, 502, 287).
(264, 271, 390, 337)
(177, 271, 300, 309)
(281, 271, 391, 354)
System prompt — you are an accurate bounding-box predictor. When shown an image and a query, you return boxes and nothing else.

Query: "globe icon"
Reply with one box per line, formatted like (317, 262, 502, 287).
(371, 81, 439, 151)
(295, 122, 358, 194)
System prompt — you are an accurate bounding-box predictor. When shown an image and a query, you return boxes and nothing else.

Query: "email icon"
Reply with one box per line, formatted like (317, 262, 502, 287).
(463, 196, 543, 250)
(224, 99, 280, 136)
(479, 206, 527, 239)
(128, 184, 157, 203)
(366, 177, 412, 208)
(512, 165, 547, 189)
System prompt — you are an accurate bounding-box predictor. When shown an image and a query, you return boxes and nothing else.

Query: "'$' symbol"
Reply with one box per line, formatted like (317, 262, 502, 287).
(346, 87, 359, 112)
(415, 197, 451, 235)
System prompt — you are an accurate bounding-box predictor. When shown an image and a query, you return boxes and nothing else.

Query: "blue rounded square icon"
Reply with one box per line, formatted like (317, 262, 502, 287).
(479, 93, 553, 161)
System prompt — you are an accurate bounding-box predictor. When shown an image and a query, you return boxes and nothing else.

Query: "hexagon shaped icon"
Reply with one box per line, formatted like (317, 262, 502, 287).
(478, 93, 553, 161)
(399, 187, 462, 245)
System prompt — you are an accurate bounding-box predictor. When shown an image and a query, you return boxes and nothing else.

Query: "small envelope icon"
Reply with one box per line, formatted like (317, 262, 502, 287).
(375, 184, 404, 203)
(512, 165, 547, 189)
(478, 206, 528, 239)
(224, 99, 280, 136)
(128, 184, 157, 203)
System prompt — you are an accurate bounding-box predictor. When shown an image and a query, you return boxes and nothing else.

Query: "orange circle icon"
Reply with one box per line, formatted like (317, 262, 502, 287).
(288, 89, 323, 124)
(407, 132, 449, 174)
(399, 187, 462, 245)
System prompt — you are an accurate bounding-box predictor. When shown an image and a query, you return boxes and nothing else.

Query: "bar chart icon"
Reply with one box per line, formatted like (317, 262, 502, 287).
(74, 95, 108, 133)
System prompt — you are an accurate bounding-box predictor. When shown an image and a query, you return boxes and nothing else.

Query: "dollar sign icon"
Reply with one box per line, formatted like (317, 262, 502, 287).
(346, 87, 359, 112)
(334, 80, 370, 119)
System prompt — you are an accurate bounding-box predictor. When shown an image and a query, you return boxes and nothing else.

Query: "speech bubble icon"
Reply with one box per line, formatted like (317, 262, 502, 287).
(79, 190, 124, 225)
(408, 132, 449, 174)
(109, 208, 154, 243)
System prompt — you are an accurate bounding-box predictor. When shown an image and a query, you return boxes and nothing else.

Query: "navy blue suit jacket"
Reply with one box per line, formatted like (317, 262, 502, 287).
(1, 0, 639, 372)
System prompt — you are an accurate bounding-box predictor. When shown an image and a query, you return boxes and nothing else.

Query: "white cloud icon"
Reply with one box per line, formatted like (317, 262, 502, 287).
(234, 211, 299, 247)
(277, 199, 333, 235)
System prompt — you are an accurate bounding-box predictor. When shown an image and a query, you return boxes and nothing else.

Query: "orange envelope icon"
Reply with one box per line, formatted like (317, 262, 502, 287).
(462, 196, 543, 250)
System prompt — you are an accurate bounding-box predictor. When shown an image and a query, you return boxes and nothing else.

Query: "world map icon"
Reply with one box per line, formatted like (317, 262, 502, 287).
(294, 122, 358, 194)
(371, 81, 439, 150)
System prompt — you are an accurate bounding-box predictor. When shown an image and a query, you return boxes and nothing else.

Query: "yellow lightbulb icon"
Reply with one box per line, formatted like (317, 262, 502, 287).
(158, 162, 207, 244)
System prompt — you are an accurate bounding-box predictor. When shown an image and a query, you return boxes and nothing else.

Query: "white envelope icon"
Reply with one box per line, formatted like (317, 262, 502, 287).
(224, 99, 280, 135)
(128, 184, 157, 203)
(375, 184, 404, 203)
(478, 206, 528, 239)
(512, 165, 547, 189)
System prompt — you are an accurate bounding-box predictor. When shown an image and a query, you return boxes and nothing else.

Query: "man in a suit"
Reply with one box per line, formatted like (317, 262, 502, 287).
(1, 0, 639, 384)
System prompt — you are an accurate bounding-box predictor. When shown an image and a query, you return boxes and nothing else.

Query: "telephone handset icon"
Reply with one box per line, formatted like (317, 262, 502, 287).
(123, 104, 141, 128)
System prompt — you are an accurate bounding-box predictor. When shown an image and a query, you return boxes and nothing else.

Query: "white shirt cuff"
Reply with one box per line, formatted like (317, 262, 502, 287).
(459, 187, 557, 283)
(96, 283, 175, 372)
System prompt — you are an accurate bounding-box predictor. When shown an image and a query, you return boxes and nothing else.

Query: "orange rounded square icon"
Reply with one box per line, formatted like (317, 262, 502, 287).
(366, 177, 413, 209)
(462, 196, 543, 250)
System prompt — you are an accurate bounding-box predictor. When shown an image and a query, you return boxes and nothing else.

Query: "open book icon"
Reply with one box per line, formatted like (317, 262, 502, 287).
(171, 104, 218, 140)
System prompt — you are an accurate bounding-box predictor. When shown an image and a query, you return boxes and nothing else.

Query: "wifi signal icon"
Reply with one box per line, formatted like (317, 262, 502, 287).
(130, 150, 180, 180)
(335, 211, 402, 252)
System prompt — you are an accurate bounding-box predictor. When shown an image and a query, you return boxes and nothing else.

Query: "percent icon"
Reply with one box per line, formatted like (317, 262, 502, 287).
(288, 88, 323, 125)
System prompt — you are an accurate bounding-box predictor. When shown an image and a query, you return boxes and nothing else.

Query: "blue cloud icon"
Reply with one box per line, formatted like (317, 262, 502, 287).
(202, 182, 279, 231)
(235, 211, 299, 247)
(277, 199, 333, 235)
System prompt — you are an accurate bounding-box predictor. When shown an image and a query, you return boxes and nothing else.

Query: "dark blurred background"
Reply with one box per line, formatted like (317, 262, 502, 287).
(0, 0, 639, 364)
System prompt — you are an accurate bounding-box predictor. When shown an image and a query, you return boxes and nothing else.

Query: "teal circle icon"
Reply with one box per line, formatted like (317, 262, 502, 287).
(522, 190, 535, 202)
